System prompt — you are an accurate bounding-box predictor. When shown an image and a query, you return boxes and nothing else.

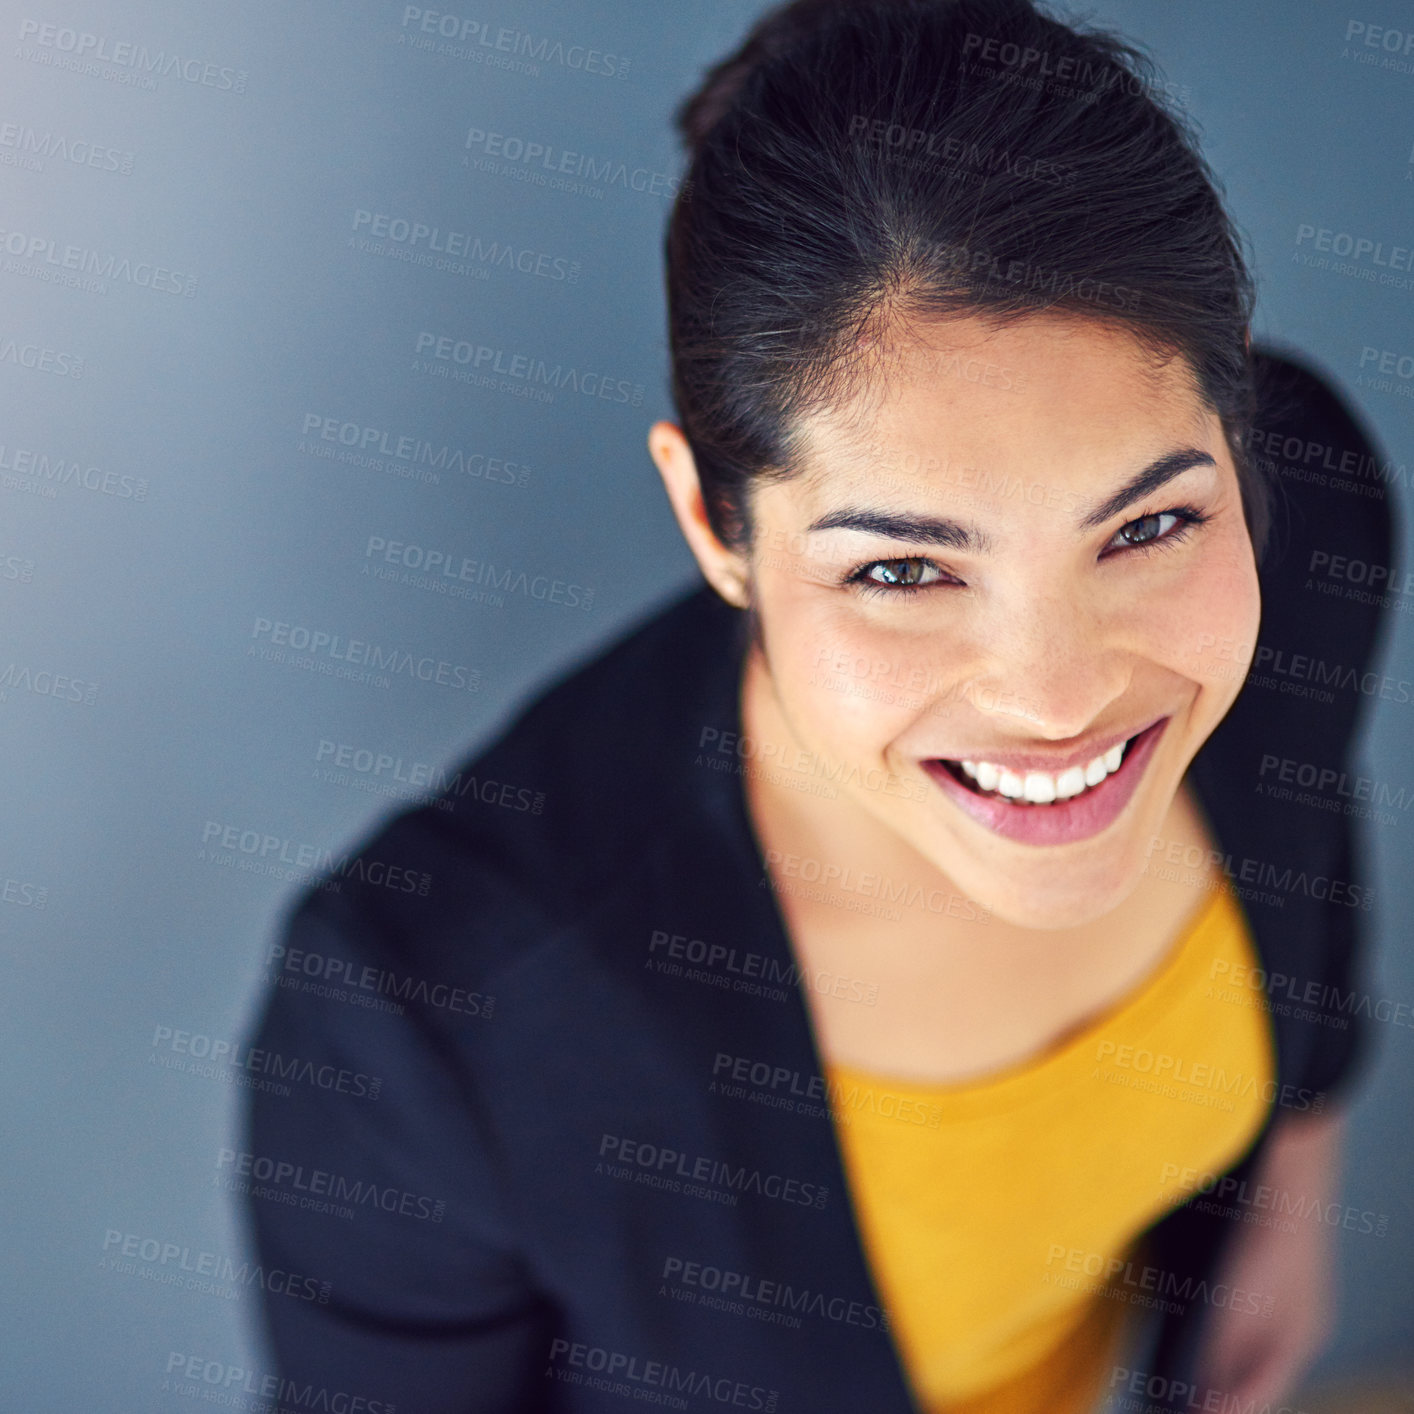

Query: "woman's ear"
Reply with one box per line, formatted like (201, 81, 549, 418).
(647, 421, 750, 608)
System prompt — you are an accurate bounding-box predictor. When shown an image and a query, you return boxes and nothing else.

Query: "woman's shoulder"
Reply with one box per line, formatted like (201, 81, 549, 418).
(1193, 347, 1401, 824)
(279, 581, 746, 976)
(1245, 346, 1400, 722)
(1249, 345, 1399, 582)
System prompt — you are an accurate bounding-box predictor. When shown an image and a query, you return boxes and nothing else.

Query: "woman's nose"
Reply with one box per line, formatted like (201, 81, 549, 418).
(962, 587, 1132, 738)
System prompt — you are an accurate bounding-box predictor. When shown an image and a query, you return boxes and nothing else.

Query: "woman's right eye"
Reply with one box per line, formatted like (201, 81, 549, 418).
(847, 558, 952, 597)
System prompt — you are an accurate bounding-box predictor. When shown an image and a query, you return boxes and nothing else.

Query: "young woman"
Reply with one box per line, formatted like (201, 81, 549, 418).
(245, 2, 1395, 1411)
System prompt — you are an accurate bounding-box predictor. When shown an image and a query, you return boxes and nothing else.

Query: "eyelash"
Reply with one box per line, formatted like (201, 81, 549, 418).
(844, 505, 1212, 599)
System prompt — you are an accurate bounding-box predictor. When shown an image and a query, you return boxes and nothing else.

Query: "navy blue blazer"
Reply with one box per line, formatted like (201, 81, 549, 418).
(244, 351, 1397, 1413)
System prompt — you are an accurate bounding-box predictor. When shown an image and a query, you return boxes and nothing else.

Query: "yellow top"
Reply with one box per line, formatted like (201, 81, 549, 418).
(824, 883, 1275, 1414)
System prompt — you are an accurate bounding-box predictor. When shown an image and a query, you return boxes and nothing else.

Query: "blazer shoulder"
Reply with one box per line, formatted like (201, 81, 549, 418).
(275, 582, 742, 987)
(1250, 345, 1399, 576)
(1245, 347, 1400, 746)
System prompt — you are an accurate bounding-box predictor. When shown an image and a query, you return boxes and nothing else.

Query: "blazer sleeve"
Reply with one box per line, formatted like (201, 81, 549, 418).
(1301, 820, 1377, 1106)
(241, 881, 558, 1412)
(1251, 348, 1401, 1108)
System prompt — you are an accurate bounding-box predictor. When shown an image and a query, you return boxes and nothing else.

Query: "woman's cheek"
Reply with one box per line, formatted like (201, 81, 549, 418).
(789, 615, 952, 754)
(1149, 534, 1262, 687)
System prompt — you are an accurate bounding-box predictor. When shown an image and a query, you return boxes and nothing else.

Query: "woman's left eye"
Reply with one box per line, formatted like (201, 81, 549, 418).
(848, 558, 948, 597)
(1106, 506, 1209, 556)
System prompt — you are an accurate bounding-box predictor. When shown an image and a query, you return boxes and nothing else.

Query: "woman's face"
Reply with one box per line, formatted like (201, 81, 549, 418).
(736, 312, 1261, 930)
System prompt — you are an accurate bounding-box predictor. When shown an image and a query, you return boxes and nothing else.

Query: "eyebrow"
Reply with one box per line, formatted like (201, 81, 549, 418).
(804, 447, 1217, 551)
(806, 505, 991, 552)
(1078, 448, 1217, 529)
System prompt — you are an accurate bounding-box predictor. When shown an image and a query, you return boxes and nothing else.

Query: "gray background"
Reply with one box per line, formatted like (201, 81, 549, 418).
(1, 1, 1410, 1406)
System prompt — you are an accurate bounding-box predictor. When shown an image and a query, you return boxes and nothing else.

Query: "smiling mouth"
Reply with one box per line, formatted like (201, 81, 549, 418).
(932, 733, 1143, 806)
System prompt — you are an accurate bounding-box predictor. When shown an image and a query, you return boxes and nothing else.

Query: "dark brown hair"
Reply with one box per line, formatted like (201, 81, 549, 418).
(664, 0, 1271, 561)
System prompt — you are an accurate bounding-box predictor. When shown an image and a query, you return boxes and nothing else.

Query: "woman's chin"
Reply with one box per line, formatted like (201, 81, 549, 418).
(962, 858, 1146, 931)
(978, 890, 1129, 932)
(910, 769, 1179, 931)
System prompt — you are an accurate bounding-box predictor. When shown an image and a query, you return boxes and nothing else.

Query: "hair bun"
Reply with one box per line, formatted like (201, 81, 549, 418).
(673, 0, 860, 153)
(673, 0, 1043, 155)
(662, 0, 1260, 556)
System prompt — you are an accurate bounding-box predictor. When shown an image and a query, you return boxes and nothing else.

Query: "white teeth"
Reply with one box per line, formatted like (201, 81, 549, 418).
(1022, 772, 1056, 804)
(997, 768, 1025, 799)
(951, 740, 1132, 805)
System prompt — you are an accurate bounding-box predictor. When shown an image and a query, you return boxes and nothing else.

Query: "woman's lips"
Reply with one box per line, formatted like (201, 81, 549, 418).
(919, 718, 1170, 846)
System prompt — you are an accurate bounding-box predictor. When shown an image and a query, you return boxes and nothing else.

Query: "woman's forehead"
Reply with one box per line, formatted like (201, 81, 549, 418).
(788, 316, 1215, 492)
